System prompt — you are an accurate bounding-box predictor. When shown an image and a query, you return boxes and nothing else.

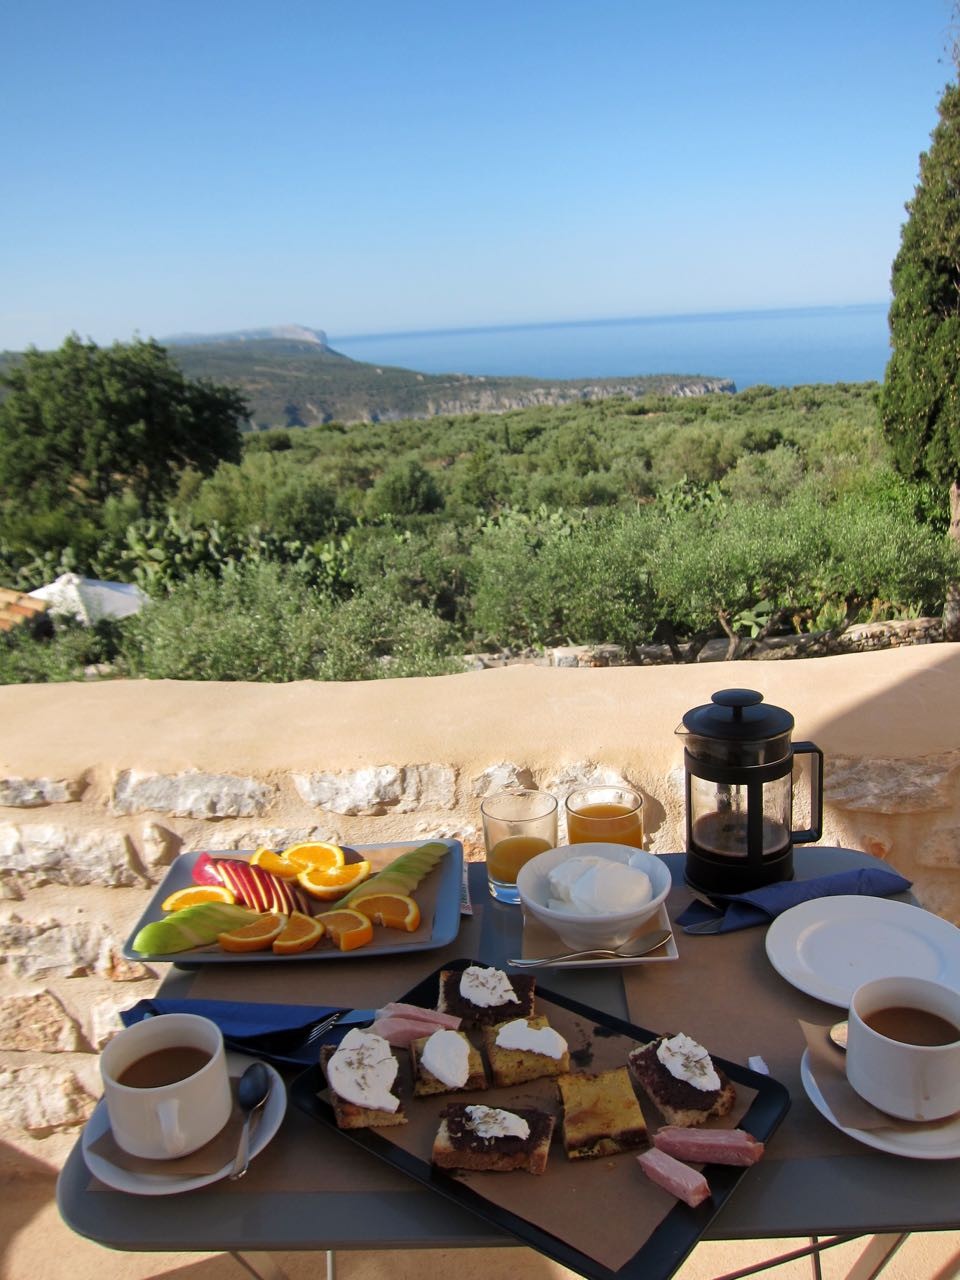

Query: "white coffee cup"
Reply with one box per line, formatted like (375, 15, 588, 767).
(846, 976, 960, 1122)
(100, 1013, 232, 1159)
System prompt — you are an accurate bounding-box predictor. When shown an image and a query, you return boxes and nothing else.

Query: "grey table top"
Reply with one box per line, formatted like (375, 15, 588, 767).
(57, 847, 960, 1255)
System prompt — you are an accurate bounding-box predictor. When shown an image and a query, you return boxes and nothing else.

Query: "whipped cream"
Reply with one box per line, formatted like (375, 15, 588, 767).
(327, 1028, 400, 1111)
(656, 1032, 721, 1092)
(496, 1018, 567, 1059)
(459, 965, 519, 1008)
(547, 855, 653, 916)
(421, 1028, 470, 1088)
(464, 1104, 530, 1141)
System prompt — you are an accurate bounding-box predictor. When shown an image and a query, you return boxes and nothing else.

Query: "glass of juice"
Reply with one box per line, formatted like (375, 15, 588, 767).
(481, 789, 558, 904)
(565, 785, 644, 848)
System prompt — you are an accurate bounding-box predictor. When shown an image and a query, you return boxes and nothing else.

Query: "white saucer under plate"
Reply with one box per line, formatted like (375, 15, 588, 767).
(520, 903, 678, 968)
(82, 1053, 286, 1196)
(765, 895, 960, 1008)
(800, 1048, 960, 1160)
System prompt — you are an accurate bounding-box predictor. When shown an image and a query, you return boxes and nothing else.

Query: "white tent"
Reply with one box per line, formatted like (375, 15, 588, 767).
(28, 573, 149, 625)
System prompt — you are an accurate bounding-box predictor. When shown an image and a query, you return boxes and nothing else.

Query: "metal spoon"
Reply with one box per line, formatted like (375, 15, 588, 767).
(229, 1061, 271, 1180)
(508, 928, 672, 968)
(828, 1020, 848, 1052)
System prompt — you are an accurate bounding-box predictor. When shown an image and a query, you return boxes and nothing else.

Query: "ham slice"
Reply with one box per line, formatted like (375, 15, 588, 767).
(376, 1002, 461, 1028)
(369, 1003, 462, 1046)
(653, 1126, 765, 1166)
(637, 1148, 711, 1208)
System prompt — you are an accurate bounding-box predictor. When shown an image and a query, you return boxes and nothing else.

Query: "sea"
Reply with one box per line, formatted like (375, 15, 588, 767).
(330, 302, 890, 392)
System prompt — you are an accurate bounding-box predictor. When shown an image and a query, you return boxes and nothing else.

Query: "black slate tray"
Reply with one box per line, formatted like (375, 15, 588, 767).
(290, 957, 791, 1280)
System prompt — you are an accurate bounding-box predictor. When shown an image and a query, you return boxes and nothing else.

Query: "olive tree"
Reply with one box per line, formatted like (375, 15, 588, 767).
(0, 335, 247, 515)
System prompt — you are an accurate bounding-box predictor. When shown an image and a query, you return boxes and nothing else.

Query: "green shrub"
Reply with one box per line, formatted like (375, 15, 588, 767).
(119, 562, 333, 681)
(468, 508, 659, 648)
(317, 580, 460, 680)
(0, 617, 121, 685)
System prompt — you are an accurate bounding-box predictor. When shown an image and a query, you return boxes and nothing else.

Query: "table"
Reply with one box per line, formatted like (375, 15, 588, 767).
(57, 848, 960, 1279)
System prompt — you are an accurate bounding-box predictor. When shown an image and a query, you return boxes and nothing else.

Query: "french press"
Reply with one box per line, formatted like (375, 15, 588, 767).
(678, 689, 823, 893)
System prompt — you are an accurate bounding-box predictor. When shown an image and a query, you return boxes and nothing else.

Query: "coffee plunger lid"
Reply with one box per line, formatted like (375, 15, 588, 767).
(681, 689, 795, 740)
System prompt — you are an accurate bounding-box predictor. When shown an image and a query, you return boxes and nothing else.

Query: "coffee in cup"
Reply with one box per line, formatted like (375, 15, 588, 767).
(846, 976, 960, 1122)
(100, 1013, 232, 1158)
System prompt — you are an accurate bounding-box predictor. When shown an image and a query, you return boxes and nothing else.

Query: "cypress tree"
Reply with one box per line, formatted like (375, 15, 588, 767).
(880, 80, 960, 634)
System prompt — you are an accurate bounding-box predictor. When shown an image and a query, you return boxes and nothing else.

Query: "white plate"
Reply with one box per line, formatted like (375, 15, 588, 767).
(518, 903, 679, 968)
(765, 895, 960, 1008)
(81, 1053, 286, 1195)
(800, 1048, 960, 1160)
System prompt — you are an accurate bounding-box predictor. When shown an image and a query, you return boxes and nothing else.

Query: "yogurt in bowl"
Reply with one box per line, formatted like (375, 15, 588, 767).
(517, 844, 671, 951)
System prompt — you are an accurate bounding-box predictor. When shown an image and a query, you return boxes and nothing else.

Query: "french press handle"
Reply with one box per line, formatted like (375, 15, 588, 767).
(791, 741, 823, 844)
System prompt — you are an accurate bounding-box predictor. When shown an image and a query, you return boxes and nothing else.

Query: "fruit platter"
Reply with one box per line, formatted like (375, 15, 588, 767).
(122, 839, 464, 965)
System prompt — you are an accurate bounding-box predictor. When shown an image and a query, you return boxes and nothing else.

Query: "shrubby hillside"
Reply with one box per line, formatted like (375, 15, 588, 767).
(0, 371, 956, 683)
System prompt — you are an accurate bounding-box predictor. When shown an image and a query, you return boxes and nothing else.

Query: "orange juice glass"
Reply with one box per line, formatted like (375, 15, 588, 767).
(481, 789, 558, 903)
(565, 786, 644, 848)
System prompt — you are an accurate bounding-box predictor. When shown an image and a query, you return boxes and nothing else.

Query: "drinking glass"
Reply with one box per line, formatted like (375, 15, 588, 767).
(564, 785, 644, 848)
(481, 789, 558, 904)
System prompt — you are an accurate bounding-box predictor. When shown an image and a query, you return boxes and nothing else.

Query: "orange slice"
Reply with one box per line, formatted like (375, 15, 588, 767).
(161, 884, 236, 911)
(315, 908, 374, 952)
(250, 847, 303, 880)
(272, 910, 325, 955)
(217, 912, 287, 952)
(282, 841, 347, 871)
(352, 892, 421, 932)
(297, 861, 372, 901)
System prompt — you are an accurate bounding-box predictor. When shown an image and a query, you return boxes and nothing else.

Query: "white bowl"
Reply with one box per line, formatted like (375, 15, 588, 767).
(516, 843, 672, 951)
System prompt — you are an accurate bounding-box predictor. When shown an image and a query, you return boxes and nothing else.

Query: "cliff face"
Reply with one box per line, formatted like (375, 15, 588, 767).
(164, 334, 736, 427)
(392, 377, 737, 422)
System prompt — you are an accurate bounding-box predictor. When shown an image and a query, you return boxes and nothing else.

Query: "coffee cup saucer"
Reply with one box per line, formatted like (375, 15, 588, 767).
(800, 1049, 960, 1161)
(82, 1053, 286, 1195)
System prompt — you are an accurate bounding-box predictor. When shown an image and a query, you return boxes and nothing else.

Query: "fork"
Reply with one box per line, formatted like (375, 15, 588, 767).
(228, 1009, 346, 1054)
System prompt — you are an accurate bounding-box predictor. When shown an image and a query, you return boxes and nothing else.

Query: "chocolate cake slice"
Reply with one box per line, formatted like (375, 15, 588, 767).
(436, 966, 535, 1027)
(431, 1103, 555, 1174)
(628, 1033, 735, 1127)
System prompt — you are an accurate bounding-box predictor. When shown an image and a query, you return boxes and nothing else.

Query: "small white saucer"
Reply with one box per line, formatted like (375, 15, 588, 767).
(519, 903, 678, 968)
(82, 1053, 286, 1195)
(800, 1048, 960, 1161)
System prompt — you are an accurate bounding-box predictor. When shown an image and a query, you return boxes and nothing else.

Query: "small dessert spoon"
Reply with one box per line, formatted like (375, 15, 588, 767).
(508, 928, 672, 968)
(229, 1061, 271, 1180)
(828, 1020, 848, 1052)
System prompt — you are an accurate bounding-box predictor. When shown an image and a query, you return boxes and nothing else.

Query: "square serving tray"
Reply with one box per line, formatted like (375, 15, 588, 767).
(291, 956, 791, 1280)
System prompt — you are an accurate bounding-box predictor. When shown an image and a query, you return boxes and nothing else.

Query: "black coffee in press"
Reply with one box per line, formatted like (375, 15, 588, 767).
(117, 1045, 211, 1088)
(863, 1005, 959, 1047)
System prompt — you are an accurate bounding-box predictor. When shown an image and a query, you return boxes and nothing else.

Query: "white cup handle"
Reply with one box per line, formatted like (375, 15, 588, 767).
(157, 1098, 185, 1156)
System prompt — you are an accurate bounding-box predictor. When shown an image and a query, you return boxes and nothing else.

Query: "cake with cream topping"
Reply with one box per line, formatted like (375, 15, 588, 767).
(431, 1103, 555, 1174)
(482, 1014, 570, 1086)
(410, 1027, 488, 1096)
(320, 1028, 407, 1128)
(628, 1032, 735, 1126)
(437, 965, 535, 1027)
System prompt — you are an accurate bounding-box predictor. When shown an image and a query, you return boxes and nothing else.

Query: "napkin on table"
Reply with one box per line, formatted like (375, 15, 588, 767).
(675, 867, 912, 934)
(121, 997, 373, 1066)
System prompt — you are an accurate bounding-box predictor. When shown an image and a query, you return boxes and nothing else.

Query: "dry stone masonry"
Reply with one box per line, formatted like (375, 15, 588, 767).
(1, 649, 959, 1178)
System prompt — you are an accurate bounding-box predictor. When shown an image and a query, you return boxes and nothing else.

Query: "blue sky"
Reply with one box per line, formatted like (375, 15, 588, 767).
(3, 0, 956, 351)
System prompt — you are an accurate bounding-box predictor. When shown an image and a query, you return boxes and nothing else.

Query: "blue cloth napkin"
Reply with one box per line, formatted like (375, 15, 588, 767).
(121, 997, 374, 1066)
(675, 867, 912, 934)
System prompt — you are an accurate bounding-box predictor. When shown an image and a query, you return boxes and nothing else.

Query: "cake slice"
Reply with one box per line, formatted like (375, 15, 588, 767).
(628, 1033, 735, 1127)
(482, 1014, 570, 1087)
(320, 1029, 406, 1129)
(410, 1028, 487, 1096)
(557, 1066, 648, 1160)
(437, 965, 535, 1027)
(431, 1103, 555, 1174)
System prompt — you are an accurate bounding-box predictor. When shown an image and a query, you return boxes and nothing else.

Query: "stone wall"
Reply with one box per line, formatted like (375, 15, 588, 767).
(2, 646, 960, 1177)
